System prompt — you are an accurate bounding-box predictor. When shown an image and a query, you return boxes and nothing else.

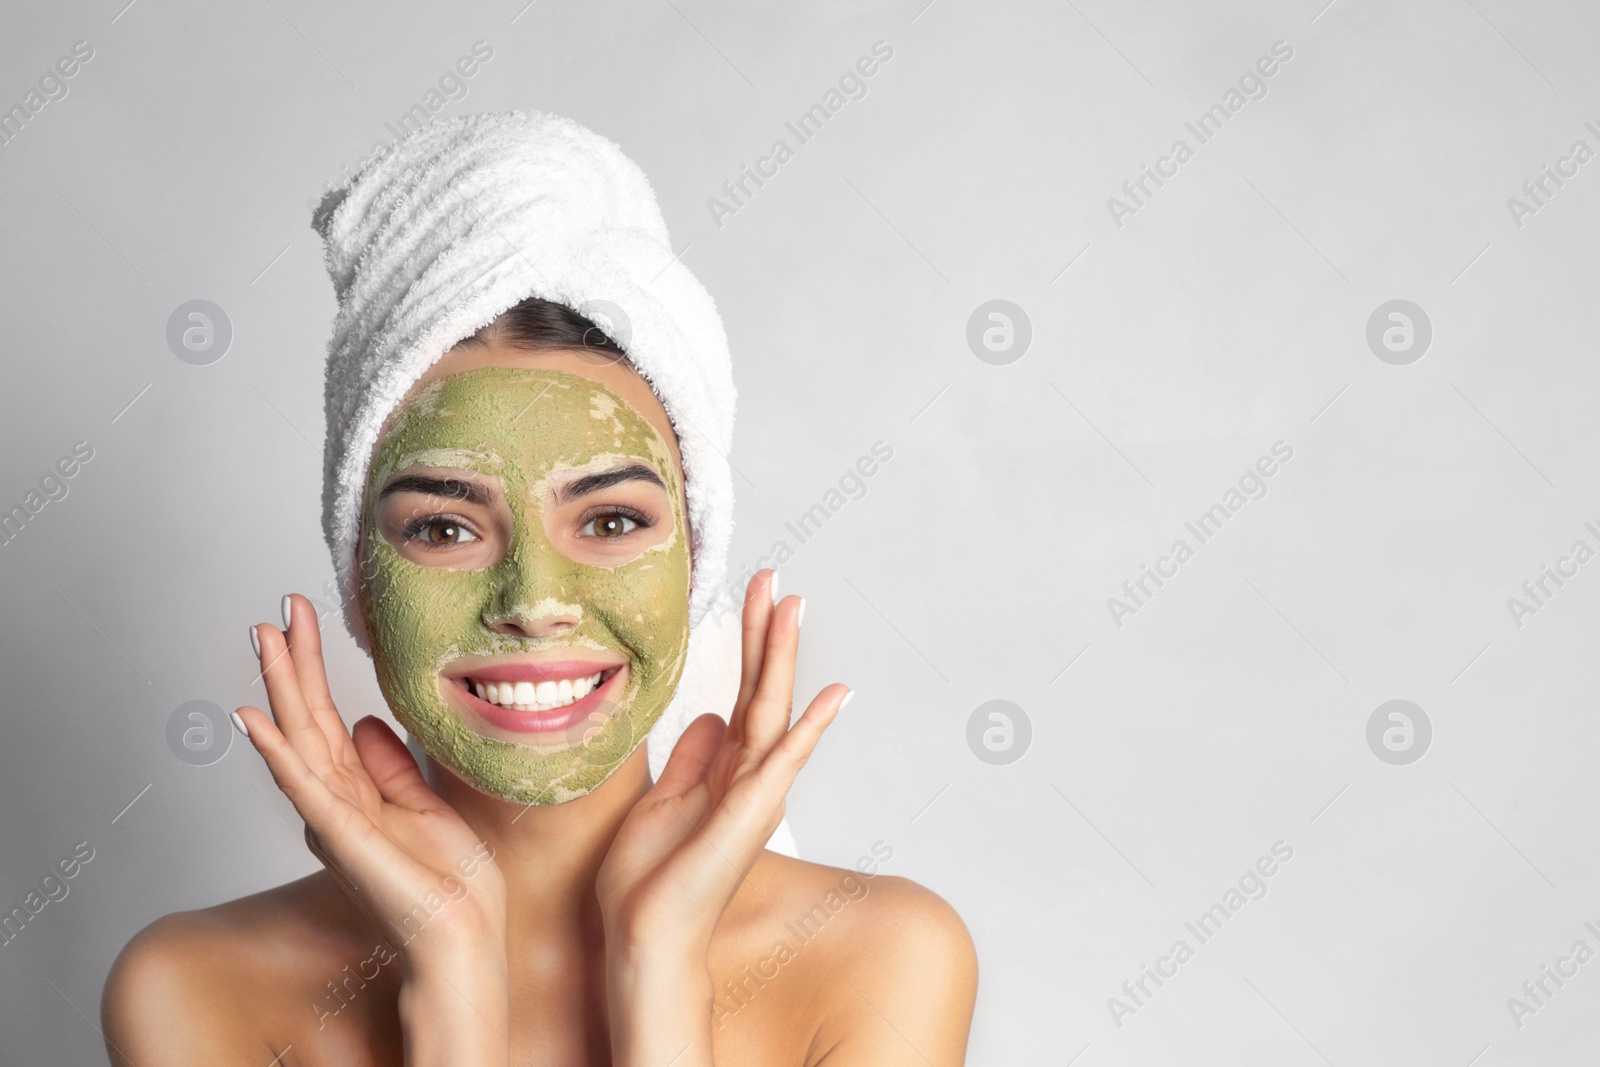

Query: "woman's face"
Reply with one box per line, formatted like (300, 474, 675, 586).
(356, 340, 692, 805)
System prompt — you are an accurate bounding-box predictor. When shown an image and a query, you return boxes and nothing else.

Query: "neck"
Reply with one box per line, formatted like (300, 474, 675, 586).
(424, 746, 652, 956)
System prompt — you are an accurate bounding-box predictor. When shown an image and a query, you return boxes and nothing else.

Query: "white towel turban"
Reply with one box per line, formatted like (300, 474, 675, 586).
(309, 109, 794, 854)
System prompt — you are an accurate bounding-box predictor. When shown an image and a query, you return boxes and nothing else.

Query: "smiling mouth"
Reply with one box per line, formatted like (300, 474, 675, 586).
(457, 669, 614, 712)
(441, 662, 626, 736)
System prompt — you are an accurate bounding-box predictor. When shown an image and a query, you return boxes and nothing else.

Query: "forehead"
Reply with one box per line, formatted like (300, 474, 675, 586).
(373, 366, 680, 485)
(431, 341, 679, 452)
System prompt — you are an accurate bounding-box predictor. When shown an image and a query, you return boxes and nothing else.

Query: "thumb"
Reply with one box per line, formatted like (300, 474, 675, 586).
(654, 713, 726, 799)
(351, 716, 443, 811)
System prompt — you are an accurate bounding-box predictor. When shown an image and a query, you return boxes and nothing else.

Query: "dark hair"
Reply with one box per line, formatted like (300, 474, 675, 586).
(457, 296, 628, 364)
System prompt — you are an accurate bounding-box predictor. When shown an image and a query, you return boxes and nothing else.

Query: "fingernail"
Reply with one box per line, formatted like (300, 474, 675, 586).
(281, 595, 293, 630)
(797, 597, 807, 628)
(230, 711, 250, 738)
(771, 569, 781, 605)
(249, 625, 260, 658)
(839, 689, 855, 710)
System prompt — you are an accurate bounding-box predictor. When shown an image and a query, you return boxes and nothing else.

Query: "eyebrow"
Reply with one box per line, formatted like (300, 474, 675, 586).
(553, 464, 666, 504)
(379, 475, 495, 507)
(379, 464, 666, 508)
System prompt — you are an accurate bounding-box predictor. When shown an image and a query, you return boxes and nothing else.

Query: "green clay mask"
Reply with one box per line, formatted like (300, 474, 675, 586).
(358, 366, 692, 805)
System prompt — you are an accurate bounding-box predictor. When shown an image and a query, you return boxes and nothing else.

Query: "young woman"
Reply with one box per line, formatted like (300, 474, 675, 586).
(100, 297, 978, 1065)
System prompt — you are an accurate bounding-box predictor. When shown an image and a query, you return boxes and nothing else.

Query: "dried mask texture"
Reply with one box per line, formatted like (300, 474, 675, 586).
(360, 367, 691, 804)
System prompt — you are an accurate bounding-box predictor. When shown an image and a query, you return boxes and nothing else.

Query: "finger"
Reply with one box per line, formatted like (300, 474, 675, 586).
(350, 716, 446, 813)
(729, 569, 779, 742)
(749, 683, 850, 801)
(255, 618, 335, 776)
(677, 686, 849, 891)
(742, 592, 802, 756)
(233, 704, 399, 895)
(654, 713, 726, 800)
(282, 593, 352, 763)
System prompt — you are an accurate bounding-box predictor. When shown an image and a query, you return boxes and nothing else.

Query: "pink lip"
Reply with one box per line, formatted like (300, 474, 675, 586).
(443, 664, 624, 737)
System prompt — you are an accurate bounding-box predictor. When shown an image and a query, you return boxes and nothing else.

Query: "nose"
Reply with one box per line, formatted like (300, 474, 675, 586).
(483, 601, 580, 639)
(480, 527, 584, 639)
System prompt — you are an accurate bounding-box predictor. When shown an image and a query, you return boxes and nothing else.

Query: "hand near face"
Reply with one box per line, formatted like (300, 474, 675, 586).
(595, 569, 851, 956)
(236, 596, 509, 971)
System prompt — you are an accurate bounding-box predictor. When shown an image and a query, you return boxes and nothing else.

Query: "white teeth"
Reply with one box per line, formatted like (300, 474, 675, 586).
(468, 671, 605, 712)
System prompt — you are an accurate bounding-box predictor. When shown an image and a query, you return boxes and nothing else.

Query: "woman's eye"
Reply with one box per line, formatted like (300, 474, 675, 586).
(403, 518, 479, 546)
(583, 510, 646, 539)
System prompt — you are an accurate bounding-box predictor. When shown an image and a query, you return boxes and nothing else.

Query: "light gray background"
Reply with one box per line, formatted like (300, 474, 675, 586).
(2, 0, 1597, 1063)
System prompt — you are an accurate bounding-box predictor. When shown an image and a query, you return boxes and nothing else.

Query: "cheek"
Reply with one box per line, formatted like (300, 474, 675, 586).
(364, 536, 488, 673)
(588, 542, 693, 672)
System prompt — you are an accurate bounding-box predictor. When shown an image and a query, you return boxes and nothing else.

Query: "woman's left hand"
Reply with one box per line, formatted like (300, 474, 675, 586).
(595, 569, 850, 961)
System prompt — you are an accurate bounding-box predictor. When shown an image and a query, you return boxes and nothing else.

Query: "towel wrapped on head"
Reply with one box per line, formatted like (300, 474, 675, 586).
(309, 109, 794, 855)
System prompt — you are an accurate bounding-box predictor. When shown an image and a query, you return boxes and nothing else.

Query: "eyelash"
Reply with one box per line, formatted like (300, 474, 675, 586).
(397, 507, 656, 547)
(580, 506, 655, 540)
(399, 513, 482, 548)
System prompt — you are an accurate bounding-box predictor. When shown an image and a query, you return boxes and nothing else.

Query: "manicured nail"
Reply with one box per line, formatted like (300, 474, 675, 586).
(797, 597, 807, 628)
(771, 569, 781, 605)
(839, 689, 855, 710)
(249, 625, 260, 658)
(281, 595, 293, 630)
(230, 711, 250, 738)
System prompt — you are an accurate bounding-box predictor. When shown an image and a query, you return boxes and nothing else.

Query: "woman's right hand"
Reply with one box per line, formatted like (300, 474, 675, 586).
(234, 593, 508, 975)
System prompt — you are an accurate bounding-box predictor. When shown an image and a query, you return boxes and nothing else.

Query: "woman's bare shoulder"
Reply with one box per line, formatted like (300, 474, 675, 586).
(737, 848, 975, 954)
(723, 850, 978, 1065)
(101, 872, 369, 1064)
